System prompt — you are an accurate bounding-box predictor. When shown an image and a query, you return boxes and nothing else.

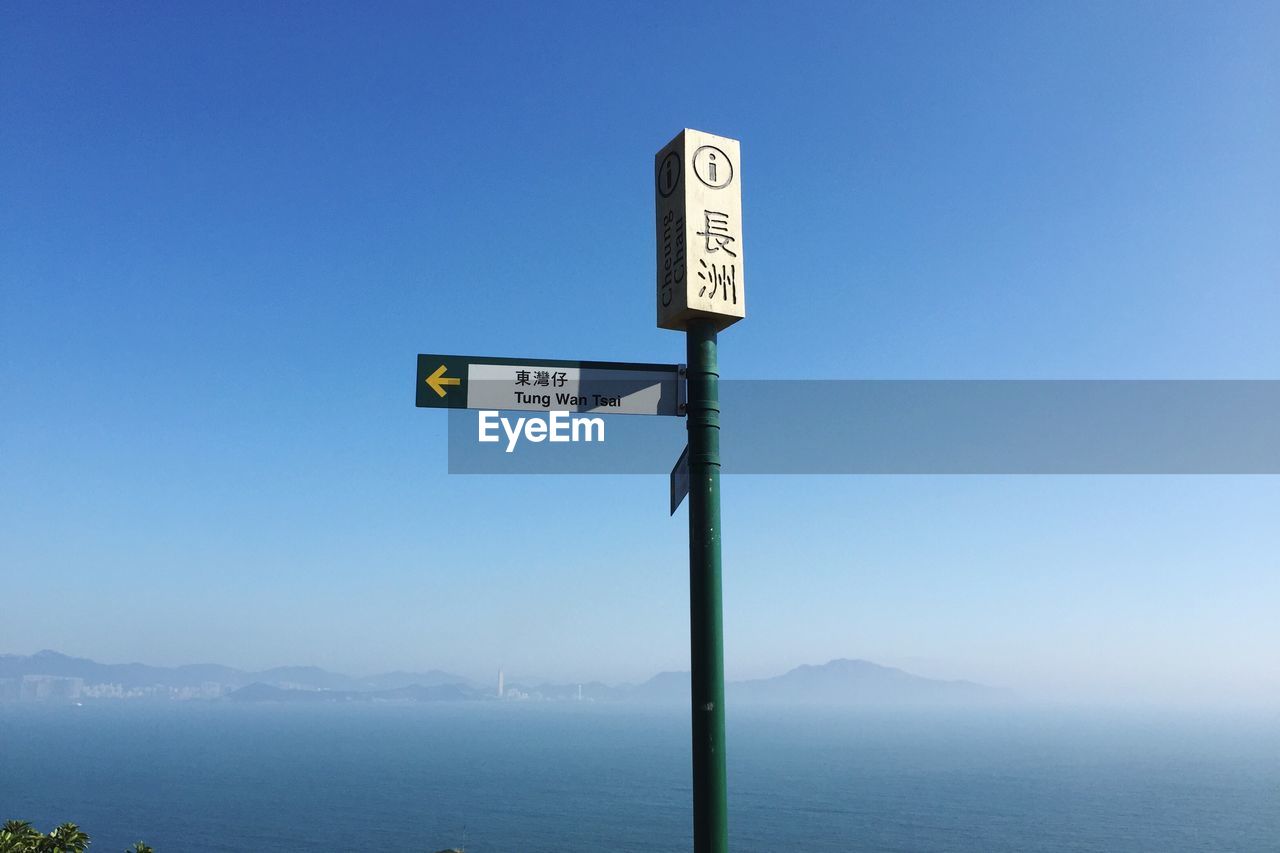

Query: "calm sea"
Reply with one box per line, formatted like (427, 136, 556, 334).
(1, 703, 1276, 852)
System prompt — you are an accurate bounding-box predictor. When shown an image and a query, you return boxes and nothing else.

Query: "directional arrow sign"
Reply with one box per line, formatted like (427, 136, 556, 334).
(415, 354, 684, 416)
(425, 364, 462, 398)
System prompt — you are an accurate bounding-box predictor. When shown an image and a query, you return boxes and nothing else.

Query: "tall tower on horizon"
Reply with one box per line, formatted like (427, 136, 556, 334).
(498, 668, 504, 699)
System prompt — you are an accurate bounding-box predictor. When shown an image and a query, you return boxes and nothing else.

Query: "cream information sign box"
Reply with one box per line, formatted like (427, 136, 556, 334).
(654, 129, 745, 331)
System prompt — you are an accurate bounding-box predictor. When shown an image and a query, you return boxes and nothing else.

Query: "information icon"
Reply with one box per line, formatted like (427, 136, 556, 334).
(657, 151, 682, 198)
(693, 145, 733, 189)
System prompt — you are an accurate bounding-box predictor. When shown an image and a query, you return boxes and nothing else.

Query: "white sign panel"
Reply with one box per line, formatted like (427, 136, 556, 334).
(466, 362, 683, 416)
(655, 128, 745, 331)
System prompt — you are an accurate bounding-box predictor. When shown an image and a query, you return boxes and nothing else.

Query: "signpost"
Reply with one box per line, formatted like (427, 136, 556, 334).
(656, 128, 743, 853)
(415, 354, 684, 416)
(415, 127, 744, 853)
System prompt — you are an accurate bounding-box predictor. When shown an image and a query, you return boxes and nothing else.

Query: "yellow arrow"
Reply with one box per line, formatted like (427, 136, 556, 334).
(425, 364, 462, 398)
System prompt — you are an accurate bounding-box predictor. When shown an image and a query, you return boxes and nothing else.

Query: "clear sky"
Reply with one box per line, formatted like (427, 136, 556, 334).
(2, 1, 1277, 704)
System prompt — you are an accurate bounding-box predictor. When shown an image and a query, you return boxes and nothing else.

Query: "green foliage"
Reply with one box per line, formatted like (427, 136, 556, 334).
(0, 822, 39, 853)
(1, 820, 153, 853)
(0, 821, 89, 853)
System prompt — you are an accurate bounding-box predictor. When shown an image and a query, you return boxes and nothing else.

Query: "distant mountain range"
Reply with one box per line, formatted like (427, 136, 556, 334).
(609, 659, 1006, 706)
(0, 650, 470, 692)
(1, 650, 1010, 706)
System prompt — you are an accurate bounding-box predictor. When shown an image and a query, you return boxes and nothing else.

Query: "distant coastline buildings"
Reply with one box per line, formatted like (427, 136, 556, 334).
(497, 668, 533, 701)
(0, 674, 225, 703)
(0, 674, 83, 702)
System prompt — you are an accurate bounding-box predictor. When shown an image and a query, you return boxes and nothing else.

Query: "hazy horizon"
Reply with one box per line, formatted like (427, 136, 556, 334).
(6, 644, 1278, 710)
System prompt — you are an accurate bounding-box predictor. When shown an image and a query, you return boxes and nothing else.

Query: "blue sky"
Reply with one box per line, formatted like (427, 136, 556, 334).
(2, 1, 1277, 703)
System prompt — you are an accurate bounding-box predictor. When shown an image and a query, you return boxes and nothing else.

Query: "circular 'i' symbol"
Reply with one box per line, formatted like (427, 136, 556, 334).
(693, 145, 733, 189)
(657, 151, 681, 198)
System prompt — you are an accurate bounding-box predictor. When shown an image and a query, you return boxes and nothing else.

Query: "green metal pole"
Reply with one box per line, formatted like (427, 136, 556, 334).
(686, 318, 728, 853)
